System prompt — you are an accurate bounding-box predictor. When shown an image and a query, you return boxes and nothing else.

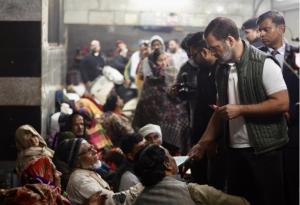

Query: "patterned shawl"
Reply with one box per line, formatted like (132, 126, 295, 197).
(0, 184, 71, 205)
(21, 156, 69, 200)
(79, 107, 114, 150)
(132, 56, 190, 153)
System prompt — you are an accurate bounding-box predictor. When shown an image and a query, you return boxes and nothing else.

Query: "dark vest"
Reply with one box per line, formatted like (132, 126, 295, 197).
(216, 41, 288, 155)
(259, 43, 299, 148)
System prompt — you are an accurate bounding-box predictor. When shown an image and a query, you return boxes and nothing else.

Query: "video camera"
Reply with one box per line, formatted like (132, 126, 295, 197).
(177, 72, 194, 101)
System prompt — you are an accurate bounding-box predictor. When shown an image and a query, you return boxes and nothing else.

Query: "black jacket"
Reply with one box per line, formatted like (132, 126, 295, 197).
(80, 53, 106, 83)
(192, 62, 218, 144)
(112, 52, 132, 74)
(250, 37, 264, 48)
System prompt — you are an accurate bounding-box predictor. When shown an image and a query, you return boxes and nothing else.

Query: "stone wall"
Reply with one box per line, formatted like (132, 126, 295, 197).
(0, 0, 66, 166)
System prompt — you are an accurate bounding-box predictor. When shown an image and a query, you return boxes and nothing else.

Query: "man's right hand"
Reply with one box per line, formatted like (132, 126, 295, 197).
(188, 143, 205, 161)
(168, 84, 180, 97)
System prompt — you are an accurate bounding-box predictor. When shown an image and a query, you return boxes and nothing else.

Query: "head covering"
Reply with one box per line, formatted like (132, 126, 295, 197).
(138, 124, 162, 141)
(79, 107, 113, 150)
(242, 18, 258, 30)
(150, 35, 165, 51)
(57, 131, 76, 145)
(22, 156, 54, 184)
(21, 156, 69, 200)
(55, 138, 84, 170)
(15, 125, 54, 176)
(103, 95, 118, 112)
(116, 40, 125, 46)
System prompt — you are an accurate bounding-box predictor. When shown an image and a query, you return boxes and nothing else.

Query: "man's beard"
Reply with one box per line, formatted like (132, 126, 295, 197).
(217, 42, 235, 64)
(169, 48, 176, 54)
(80, 159, 102, 170)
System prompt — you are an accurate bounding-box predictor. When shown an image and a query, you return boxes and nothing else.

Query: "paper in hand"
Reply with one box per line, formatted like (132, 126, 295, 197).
(209, 104, 219, 110)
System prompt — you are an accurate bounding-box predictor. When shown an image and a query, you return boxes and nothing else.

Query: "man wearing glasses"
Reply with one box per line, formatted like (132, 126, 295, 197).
(186, 32, 227, 192)
(56, 138, 144, 205)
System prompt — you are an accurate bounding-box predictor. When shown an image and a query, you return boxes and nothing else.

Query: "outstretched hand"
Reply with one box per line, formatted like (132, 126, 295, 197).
(188, 144, 205, 161)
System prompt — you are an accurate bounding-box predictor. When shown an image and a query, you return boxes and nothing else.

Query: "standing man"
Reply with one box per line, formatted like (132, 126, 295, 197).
(257, 10, 299, 205)
(168, 39, 188, 70)
(190, 17, 289, 205)
(186, 32, 227, 191)
(241, 18, 264, 48)
(168, 33, 197, 130)
(80, 40, 106, 89)
(113, 40, 132, 75)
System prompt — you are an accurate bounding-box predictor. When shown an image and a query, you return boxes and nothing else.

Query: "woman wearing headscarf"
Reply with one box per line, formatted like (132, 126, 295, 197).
(135, 35, 174, 89)
(5, 156, 107, 205)
(132, 49, 190, 155)
(102, 95, 134, 147)
(79, 107, 113, 150)
(15, 125, 54, 177)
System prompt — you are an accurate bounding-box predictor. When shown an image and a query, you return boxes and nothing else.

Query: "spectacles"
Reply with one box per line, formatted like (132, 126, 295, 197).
(190, 49, 202, 60)
(78, 145, 95, 156)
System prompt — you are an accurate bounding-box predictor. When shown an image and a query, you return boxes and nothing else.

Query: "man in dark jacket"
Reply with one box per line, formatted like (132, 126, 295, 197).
(242, 18, 264, 48)
(187, 32, 227, 191)
(112, 40, 132, 75)
(190, 17, 289, 205)
(257, 10, 299, 205)
(80, 40, 106, 88)
(113, 133, 145, 192)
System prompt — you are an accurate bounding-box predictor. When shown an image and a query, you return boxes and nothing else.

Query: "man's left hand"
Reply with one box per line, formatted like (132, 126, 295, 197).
(217, 104, 242, 120)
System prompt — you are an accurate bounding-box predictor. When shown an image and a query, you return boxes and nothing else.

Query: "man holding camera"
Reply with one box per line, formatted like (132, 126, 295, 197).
(168, 33, 198, 130)
(257, 10, 299, 205)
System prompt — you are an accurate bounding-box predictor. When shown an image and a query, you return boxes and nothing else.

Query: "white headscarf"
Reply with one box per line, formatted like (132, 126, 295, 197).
(138, 124, 162, 141)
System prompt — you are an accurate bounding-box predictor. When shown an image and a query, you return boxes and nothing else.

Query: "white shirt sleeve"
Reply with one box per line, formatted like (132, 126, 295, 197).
(262, 58, 287, 96)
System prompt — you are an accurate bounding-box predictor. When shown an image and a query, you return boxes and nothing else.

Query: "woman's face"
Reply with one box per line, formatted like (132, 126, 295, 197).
(28, 131, 39, 147)
(142, 45, 151, 57)
(52, 163, 62, 187)
(155, 53, 167, 68)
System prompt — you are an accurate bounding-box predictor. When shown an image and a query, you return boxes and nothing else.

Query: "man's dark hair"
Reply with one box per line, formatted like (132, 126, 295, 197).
(180, 33, 195, 50)
(134, 144, 169, 187)
(103, 95, 118, 112)
(257, 10, 285, 26)
(186, 32, 208, 49)
(120, 133, 144, 155)
(204, 17, 239, 41)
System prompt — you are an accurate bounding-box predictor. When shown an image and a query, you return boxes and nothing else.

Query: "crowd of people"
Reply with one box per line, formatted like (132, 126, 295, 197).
(0, 10, 298, 205)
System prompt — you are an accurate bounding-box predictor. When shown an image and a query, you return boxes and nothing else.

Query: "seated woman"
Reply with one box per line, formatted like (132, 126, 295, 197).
(102, 95, 134, 147)
(18, 156, 107, 205)
(15, 125, 54, 177)
(132, 49, 190, 155)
